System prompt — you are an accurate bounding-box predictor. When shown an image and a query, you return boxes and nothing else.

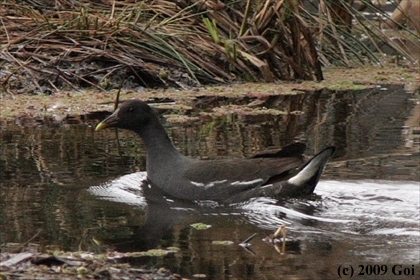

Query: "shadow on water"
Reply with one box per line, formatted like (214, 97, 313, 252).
(1, 85, 419, 279)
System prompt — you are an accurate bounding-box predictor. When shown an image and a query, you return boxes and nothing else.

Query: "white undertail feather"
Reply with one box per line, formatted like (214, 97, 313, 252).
(287, 148, 332, 185)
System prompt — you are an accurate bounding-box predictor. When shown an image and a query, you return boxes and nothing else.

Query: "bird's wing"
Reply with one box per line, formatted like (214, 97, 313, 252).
(249, 142, 306, 159)
(182, 156, 304, 197)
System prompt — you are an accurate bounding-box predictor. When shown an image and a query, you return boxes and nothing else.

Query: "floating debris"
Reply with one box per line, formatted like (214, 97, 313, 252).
(190, 223, 212, 230)
(211, 241, 234, 246)
(263, 225, 288, 255)
(239, 233, 257, 247)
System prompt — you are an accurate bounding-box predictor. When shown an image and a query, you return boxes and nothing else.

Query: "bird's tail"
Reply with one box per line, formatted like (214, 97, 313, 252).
(282, 146, 335, 197)
(224, 146, 335, 202)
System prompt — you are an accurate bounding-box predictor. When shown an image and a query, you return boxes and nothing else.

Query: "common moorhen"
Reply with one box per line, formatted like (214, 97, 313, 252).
(95, 100, 335, 202)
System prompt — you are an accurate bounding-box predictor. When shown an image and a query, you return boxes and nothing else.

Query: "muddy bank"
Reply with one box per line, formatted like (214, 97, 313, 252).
(1, 248, 185, 280)
(1, 66, 419, 126)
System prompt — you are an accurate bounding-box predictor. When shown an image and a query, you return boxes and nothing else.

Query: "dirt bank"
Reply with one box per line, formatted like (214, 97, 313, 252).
(1, 66, 419, 125)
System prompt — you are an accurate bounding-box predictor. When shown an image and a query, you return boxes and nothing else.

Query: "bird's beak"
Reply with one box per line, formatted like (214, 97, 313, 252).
(95, 108, 120, 131)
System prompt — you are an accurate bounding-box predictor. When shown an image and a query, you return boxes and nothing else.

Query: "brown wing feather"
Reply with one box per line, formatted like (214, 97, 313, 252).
(249, 142, 306, 159)
(183, 156, 303, 187)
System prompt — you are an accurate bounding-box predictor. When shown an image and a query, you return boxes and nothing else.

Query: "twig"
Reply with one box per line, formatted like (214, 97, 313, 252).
(239, 0, 253, 36)
(114, 78, 124, 110)
(239, 233, 257, 247)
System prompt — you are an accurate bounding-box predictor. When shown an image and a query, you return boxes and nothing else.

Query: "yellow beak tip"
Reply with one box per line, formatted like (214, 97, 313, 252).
(95, 122, 108, 131)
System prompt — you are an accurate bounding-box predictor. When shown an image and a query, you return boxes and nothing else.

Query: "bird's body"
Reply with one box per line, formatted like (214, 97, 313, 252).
(96, 100, 335, 202)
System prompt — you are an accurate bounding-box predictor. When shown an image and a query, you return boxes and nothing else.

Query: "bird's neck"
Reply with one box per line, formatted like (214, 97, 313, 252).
(137, 122, 185, 168)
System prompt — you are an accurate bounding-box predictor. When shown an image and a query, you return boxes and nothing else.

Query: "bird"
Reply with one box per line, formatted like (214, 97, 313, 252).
(95, 99, 335, 203)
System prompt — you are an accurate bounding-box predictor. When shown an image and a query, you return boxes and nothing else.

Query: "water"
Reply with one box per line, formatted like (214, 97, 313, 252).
(1, 85, 419, 279)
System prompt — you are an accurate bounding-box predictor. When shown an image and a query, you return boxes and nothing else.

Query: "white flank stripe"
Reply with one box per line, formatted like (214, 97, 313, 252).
(190, 180, 228, 189)
(231, 178, 264, 186)
(191, 181, 205, 187)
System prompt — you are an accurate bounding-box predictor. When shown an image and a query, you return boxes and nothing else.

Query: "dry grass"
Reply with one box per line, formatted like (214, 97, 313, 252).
(0, 0, 418, 95)
(0, 0, 323, 94)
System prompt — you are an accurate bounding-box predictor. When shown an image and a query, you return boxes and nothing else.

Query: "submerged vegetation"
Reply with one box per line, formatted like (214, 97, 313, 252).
(0, 0, 418, 95)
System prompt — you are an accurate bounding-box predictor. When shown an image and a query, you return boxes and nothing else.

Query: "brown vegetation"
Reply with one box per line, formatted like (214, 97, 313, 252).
(0, 0, 324, 95)
(381, 0, 420, 32)
(1, 0, 418, 96)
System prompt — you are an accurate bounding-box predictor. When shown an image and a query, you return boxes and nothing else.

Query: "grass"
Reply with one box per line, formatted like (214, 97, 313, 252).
(0, 0, 418, 96)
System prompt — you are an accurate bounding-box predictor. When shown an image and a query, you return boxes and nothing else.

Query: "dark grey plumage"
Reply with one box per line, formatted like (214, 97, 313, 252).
(96, 100, 335, 202)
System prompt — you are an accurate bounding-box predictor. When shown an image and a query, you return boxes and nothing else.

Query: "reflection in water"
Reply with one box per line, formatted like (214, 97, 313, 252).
(1, 85, 419, 279)
(87, 174, 419, 279)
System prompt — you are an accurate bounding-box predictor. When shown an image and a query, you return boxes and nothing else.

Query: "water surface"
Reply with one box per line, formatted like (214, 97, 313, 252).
(1, 85, 419, 279)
